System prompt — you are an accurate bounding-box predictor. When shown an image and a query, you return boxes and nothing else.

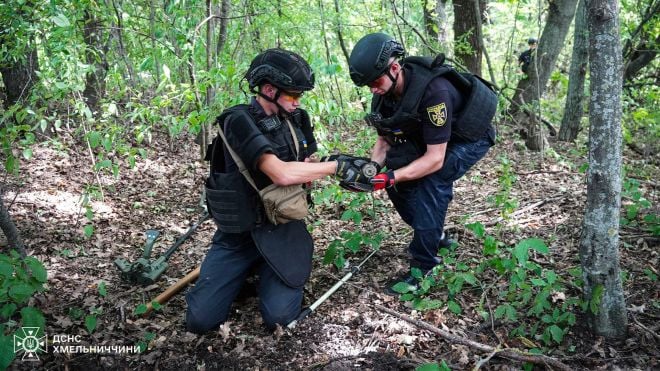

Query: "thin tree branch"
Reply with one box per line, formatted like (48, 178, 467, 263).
(389, 0, 438, 54)
(375, 304, 572, 371)
(631, 314, 660, 341)
(472, 0, 497, 84)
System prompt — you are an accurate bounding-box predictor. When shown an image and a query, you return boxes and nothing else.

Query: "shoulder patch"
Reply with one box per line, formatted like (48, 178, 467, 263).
(427, 103, 447, 127)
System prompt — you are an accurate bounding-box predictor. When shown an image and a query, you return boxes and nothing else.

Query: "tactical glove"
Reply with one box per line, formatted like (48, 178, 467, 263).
(322, 154, 381, 177)
(322, 154, 379, 192)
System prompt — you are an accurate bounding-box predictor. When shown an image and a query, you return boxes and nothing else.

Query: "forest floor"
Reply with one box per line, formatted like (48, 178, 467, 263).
(3, 122, 659, 370)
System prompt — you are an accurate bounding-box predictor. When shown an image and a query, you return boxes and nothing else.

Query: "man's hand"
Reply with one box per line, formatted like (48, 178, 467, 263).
(321, 154, 381, 192)
(334, 158, 373, 191)
(370, 170, 395, 191)
(321, 154, 381, 176)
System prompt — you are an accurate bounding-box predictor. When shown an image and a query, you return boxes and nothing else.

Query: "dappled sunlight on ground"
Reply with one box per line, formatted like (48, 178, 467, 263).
(7, 189, 114, 217)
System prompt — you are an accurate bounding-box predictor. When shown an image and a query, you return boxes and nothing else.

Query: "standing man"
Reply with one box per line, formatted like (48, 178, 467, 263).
(186, 48, 370, 333)
(519, 37, 538, 74)
(347, 33, 497, 293)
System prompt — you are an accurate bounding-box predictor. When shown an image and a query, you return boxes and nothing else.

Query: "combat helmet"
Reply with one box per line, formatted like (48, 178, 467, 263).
(245, 48, 315, 92)
(348, 33, 405, 86)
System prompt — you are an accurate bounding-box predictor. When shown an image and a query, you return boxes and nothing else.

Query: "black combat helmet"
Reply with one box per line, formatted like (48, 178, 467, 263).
(245, 48, 315, 91)
(349, 33, 405, 86)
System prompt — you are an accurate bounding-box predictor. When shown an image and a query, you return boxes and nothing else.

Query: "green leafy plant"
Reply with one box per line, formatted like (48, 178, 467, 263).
(394, 240, 477, 313)
(68, 307, 84, 321)
(323, 230, 384, 269)
(98, 281, 107, 297)
(485, 236, 577, 346)
(134, 301, 162, 316)
(136, 331, 156, 353)
(491, 155, 518, 220)
(395, 223, 580, 348)
(416, 360, 451, 371)
(85, 312, 98, 334)
(0, 251, 48, 368)
(620, 177, 657, 235)
(314, 184, 386, 220)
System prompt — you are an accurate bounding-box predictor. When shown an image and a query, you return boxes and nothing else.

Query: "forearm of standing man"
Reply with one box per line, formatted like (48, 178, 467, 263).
(391, 143, 446, 183)
(370, 136, 390, 167)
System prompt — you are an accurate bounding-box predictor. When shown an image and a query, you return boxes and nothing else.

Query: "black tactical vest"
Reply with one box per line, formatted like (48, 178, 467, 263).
(370, 56, 497, 143)
(209, 104, 308, 174)
(204, 105, 307, 233)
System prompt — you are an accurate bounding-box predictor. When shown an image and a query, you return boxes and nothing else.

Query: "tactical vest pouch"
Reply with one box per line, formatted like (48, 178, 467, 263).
(259, 184, 308, 225)
(452, 74, 497, 142)
(205, 172, 259, 233)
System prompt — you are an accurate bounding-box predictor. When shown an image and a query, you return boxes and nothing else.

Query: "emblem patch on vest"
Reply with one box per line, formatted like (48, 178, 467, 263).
(427, 103, 447, 126)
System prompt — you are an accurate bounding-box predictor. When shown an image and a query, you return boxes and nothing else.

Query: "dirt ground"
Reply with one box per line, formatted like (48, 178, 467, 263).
(3, 124, 658, 370)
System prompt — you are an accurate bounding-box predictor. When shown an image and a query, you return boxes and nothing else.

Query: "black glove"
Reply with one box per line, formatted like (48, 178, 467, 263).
(335, 158, 372, 192)
(322, 154, 382, 177)
(322, 154, 381, 192)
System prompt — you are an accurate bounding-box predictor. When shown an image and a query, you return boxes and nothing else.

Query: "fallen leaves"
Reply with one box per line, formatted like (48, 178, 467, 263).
(4, 126, 658, 370)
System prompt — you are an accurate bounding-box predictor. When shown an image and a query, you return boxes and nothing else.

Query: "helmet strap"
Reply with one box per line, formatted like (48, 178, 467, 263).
(257, 89, 289, 117)
(384, 69, 400, 97)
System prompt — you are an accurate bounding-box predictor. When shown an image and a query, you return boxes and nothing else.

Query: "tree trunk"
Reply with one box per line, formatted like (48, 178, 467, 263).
(149, 0, 161, 84)
(82, 10, 109, 113)
(111, 0, 136, 88)
(579, 0, 627, 339)
(423, 0, 438, 43)
(332, 0, 350, 65)
(452, 0, 482, 73)
(198, 0, 214, 161)
(215, 0, 230, 58)
(559, 0, 588, 142)
(435, 0, 449, 47)
(525, 113, 547, 151)
(472, 0, 496, 84)
(509, 0, 579, 149)
(334, 0, 365, 110)
(0, 46, 39, 108)
(422, 0, 450, 51)
(0, 190, 27, 258)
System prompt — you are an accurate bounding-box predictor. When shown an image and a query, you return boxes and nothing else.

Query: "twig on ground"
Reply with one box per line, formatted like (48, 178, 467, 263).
(517, 170, 573, 176)
(473, 346, 500, 370)
(483, 193, 564, 227)
(464, 207, 499, 218)
(374, 304, 572, 371)
(631, 314, 660, 341)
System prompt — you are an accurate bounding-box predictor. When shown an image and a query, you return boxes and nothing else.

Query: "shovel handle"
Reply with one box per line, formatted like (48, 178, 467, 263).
(143, 266, 200, 316)
(162, 212, 210, 261)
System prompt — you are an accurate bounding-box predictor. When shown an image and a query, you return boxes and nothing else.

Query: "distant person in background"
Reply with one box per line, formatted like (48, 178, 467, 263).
(518, 38, 538, 75)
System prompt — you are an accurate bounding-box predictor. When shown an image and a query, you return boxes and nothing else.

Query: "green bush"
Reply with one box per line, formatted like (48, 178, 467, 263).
(0, 251, 48, 369)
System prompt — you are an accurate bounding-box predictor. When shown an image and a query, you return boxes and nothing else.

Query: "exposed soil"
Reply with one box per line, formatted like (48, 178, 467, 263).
(3, 124, 658, 370)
